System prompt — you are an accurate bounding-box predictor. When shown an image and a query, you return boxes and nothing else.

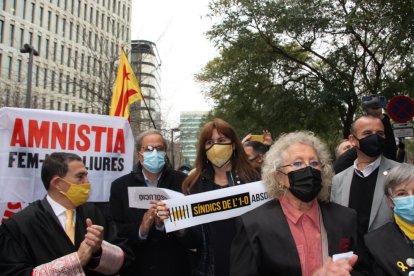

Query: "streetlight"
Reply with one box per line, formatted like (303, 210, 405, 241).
(20, 44, 39, 108)
(171, 128, 180, 169)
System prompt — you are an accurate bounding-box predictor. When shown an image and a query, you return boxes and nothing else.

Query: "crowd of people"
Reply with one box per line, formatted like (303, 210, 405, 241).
(0, 102, 413, 276)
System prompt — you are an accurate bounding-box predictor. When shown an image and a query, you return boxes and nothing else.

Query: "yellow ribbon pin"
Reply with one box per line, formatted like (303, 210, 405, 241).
(397, 261, 408, 272)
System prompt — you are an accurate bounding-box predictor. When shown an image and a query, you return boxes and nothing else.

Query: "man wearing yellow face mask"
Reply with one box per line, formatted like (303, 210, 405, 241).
(0, 152, 134, 275)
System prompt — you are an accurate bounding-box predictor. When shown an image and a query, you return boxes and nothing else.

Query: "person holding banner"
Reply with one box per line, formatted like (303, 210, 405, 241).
(171, 118, 259, 276)
(230, 131, 360, 276)
(0, 152, 133, 275)
(109, 129, 191, 276)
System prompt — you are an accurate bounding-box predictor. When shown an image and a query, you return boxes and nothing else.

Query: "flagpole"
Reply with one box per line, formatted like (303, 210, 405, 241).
(140, 94, 157, 129)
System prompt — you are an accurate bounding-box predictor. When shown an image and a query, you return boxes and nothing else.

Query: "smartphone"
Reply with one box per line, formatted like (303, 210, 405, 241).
(250, 134, 264, 143)
(362, 95, 387, 109)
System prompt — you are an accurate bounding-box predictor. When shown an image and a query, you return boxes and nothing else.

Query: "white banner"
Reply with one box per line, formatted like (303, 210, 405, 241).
(0, 107, 134, 203)
(164, 181, 271, 232)
(128, 187, 185, 209)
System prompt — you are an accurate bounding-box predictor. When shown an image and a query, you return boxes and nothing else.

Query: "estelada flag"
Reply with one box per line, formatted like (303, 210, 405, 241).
(109, 50, 142, 118)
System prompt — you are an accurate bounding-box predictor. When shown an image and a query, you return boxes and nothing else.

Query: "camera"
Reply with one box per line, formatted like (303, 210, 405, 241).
(362, 95, 387, 109)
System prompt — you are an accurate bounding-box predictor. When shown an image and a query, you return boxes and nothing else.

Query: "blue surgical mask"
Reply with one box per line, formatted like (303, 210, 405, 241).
(393, 195, 414, 223)
(142, 150, 166, 173)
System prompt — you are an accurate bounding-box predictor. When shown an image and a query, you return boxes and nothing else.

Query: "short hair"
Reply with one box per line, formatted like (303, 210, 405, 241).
(261, 131, 333, 202)
(384, 163, 414, 197)
(135, 129, 167, 151)
(41, 152, 82, 190)
(243, 141, 269, 155)
(351, 115, 383, 135)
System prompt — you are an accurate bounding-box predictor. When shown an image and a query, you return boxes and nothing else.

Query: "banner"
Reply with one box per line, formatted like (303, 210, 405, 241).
(0, 107, 135, 203)
(163, 181, 271, 232)
(128, 187, 185, 209)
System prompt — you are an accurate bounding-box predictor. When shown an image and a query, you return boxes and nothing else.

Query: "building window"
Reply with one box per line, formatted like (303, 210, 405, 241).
(67, 48, 71, 66)
(35, 65, 39, 87)
(50, 100, 54, 109)
(60, 45, 64, 64)
(74, 50, 78, 67)
(57, 101, 61, 110)
(89, 7, 93, 23)
(30, 2, 35, 23)
(65, 103, 68, 111)
(0, 0, 4, 11)
(45, 38, 49, 59)
(76, 24, 79, 43)
(7, 56, 12, 80)
(9, 24, 14, 47)
(69, 21, 73, 40)
(80, 53, 84, 71)
(55, 14, 59, 33)
(37, 34, 41, 52)
(79, 80, 83, 98)
(43, 68, 48, 89)
(18, 28, 24, 48)
(84, 3, 87, 20)
(42, 98, 46, 109)
(62, 18, 66, 35)
(16, 59, 21, 81)
(28, 31, 32, 44)
(59, 72, 63, 92)
(66, 75, 69, 94)
(77, 0, 81, 16)
(52, 41, 57, 61)
(51, 72, 55, 91)
(10, 0, 16, 15)
(72, 104, 75, 112)
(39, 7, 43, 27)
(72, 77, 76, 96)
(0, 20, 3, 43)
(47, 10, 51, 30)
(21, 0, 26, 19)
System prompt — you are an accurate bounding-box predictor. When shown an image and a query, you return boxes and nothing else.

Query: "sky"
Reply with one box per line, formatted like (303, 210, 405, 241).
(131, 0, 217, 128)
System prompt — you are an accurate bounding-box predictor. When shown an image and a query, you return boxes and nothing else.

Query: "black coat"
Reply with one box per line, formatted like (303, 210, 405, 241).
(365, 222, 414, 276)
(109, 164, 191, 276)
(230, 200, 358, 276)
(0, 199, 134, 276)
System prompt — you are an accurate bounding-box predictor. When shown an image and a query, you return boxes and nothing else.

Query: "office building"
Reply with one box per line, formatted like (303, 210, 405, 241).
(129, 39, 162, 135)
(180, 111, 208, 166)
(0, 0, 131, 114)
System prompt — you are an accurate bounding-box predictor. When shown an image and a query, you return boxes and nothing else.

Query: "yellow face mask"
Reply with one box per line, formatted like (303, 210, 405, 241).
(59, 178, 91, 207)
(206, 144, 233, 168)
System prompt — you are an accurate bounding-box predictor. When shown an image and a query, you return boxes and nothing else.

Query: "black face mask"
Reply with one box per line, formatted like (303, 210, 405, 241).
(356, 134, 385, 157)
(287, 166, 322, 202)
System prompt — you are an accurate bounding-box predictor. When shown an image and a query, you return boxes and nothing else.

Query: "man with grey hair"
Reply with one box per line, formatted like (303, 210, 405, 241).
(109, 129, 191, 276)
(331, 115, 399, 273)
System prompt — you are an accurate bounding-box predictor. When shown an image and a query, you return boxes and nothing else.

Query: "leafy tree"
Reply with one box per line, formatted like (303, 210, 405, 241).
(198, 0, 414, 142)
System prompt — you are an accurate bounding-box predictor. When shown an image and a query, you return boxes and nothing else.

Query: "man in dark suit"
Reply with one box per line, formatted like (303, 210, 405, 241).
(0, 152, 133, 275)
(109, 129, 191, 276)
(331, 115, 399, 272)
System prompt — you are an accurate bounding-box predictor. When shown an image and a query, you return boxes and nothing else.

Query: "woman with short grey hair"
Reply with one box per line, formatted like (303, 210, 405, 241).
(231, 131, 359, 276)
(365, 163, 414, 275)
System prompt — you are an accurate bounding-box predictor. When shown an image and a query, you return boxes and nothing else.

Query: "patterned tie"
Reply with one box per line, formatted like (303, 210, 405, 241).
(65, 209, 75, 244)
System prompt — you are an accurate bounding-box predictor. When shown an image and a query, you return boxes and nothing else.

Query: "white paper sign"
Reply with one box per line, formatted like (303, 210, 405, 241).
(0, 107, 135, 202)
(164, 181, 271, 232)
(128, 187, 185, 209)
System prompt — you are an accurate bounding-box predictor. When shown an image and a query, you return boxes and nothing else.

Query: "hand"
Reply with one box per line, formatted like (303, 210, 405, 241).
(312, 255, 358, 276)
(365, 107, 383, 119)
(139, 206, 155, 236)
(155, 201, 170, 223)
(241, 133, 252, 144)
(77, 240, 93, 266)
(84, 218, 104, 254)
(262, 130, 273, 145)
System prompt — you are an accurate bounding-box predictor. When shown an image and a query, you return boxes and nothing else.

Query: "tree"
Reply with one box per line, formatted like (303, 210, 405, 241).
(198, 0, 414, 141)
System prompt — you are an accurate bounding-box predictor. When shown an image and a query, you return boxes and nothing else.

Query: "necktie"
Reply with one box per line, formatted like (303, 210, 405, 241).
(65, 209, 75, 244)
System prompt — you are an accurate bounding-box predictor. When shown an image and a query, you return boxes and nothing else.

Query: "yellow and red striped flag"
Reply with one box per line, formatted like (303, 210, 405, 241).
(109, 50, 142, 118)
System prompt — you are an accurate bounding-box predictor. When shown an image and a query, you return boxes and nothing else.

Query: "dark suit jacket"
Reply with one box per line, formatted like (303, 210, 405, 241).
(230, 200, 358, 276)
(365, 222, 414, 276)
(109, 164, 191, 276)
(0, 198, 133, 276)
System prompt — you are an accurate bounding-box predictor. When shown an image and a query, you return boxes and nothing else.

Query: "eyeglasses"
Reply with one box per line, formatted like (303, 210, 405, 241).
(205, 137, 232, 148)
(141, 145, 165, 152)
(281, 160, 320, 169)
